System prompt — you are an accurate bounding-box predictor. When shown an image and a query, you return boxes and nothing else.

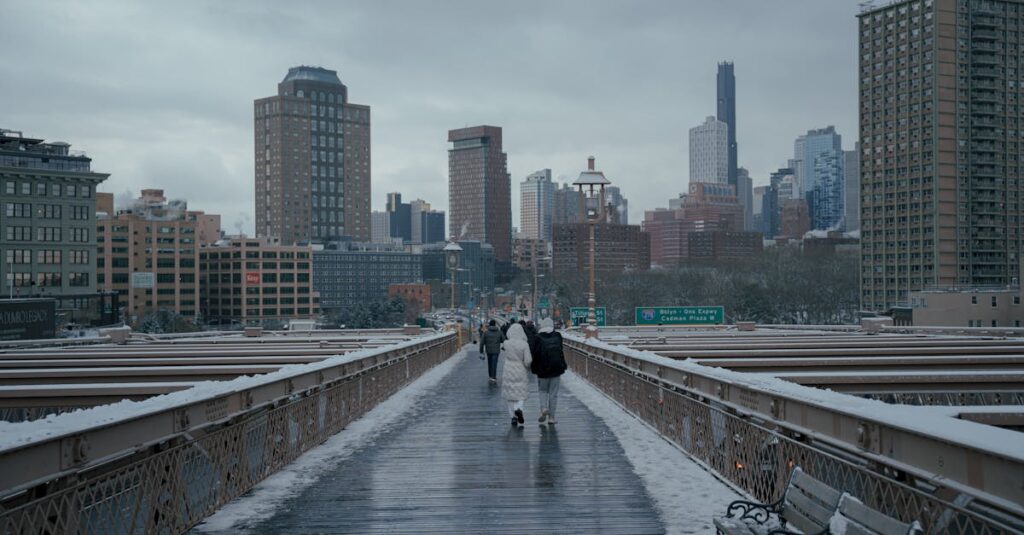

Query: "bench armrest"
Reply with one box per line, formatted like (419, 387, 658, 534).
(725, 498, 782, 525)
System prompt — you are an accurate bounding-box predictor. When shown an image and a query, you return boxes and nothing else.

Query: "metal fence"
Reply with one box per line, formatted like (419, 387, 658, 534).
(565, 338, 1023, 534)
(0, 333, 457, 534)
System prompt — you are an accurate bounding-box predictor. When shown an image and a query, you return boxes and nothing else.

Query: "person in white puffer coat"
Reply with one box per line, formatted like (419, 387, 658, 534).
(501, 323, 533, 426)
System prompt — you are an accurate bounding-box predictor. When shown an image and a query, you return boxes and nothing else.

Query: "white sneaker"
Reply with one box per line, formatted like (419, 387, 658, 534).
(547, 416, 557, 425)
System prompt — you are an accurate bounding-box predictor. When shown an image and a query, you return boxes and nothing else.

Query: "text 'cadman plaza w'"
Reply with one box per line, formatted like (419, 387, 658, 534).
(635, 306, 724, 325)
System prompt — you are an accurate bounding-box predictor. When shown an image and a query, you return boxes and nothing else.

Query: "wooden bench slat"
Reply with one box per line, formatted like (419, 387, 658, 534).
(791, 469, 843, 506)
(713, 516, 757, 535)
(787, 486, 836, 526)
(839, 495, 919, 535)
(782, 502, 826, 535)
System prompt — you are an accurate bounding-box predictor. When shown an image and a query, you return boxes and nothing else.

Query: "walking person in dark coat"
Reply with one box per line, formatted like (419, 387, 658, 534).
(524, 320, 539, 354)
(530, 318, 567, 424)
(479, 320, 505, 385)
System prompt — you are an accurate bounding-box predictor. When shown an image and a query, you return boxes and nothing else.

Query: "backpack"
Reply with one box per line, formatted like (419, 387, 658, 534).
(533, 332, 567, 377)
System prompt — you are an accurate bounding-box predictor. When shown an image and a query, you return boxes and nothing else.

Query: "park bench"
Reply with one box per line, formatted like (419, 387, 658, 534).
(830, 494, 922, 535)
(714, 467, 921, 535)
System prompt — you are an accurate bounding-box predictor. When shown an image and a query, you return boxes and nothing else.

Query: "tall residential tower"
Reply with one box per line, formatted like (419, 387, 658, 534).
(859, 0, 1024, 311)
(717, 62, 738, 188)
(254, 66, 371, 244)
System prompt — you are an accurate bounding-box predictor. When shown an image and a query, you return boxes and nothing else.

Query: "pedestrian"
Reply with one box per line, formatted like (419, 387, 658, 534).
(501, 323, 533, 427)
(479, 319, 504, 385)
(524, 320, 539, 354)
(530, 318, 567, 424)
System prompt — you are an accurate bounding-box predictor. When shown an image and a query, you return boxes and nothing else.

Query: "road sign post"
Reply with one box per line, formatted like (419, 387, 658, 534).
(635, 306, 724, 326)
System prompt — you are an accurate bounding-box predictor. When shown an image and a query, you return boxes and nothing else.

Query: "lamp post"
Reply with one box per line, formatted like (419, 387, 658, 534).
(444, 241, 463, 310)
(572, 156, 609, 328)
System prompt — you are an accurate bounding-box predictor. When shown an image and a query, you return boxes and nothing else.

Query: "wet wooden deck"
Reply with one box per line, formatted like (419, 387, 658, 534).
(246, 350, 665, 534)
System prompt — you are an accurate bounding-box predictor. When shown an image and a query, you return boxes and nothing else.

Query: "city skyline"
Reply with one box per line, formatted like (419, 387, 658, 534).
(0, 1, 859, 230)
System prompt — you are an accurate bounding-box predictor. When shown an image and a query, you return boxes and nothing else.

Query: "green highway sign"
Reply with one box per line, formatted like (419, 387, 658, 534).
(635, 306, 724, 326)
(569, 307, 606, 326)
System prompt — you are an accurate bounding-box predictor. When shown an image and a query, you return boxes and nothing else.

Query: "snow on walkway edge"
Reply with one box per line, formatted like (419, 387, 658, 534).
(562, 371, 742, 535)
(193, 346, 469, 533)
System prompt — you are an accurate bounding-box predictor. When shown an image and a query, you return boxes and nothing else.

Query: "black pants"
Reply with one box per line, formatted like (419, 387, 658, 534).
(486, 352, 499, 380)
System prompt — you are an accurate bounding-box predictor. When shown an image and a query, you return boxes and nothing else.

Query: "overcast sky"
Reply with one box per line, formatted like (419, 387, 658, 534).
(0, 1, 860, 233)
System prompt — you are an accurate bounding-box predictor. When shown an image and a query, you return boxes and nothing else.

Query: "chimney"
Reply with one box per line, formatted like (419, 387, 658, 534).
(588, 156, 595, 171)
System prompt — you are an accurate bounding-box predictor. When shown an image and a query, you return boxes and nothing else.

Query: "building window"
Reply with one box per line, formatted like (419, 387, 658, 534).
(37, 272, 62, 287)
(992, 296, 998, 307)
(971, 295, 978, 305)
(69, 272, 89, 287)
(37, 250, 61, 264)
(1014, 296, 1020, 305)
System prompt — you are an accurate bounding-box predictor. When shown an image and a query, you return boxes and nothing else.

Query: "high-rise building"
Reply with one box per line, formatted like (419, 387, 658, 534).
(794, 126, 844, 231)
(737, 167, 754, 230)
(520, 169, 555, 240)
(254, 66, 371, 245)
(409, 198, 445, 244)
(859, 0, 1024, 311)
(605, 186, 629, 225)
(689, 116, 729, 184)
(447, 125, 511, 264)
(370, 211, 391, 244)
(1, 129, 108, 299)
(717, 61, 738, 188)
(386, 192, 412, 243)
(552, 182, 582, 227)
(843, 145, 860, 232)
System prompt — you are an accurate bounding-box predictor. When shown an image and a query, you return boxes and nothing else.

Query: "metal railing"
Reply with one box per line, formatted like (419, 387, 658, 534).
(564, 335, 1024, 534)
(0, 332, 457, 534)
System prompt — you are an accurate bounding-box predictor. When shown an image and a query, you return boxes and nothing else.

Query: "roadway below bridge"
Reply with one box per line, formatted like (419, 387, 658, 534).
(194, 347, 737, 534)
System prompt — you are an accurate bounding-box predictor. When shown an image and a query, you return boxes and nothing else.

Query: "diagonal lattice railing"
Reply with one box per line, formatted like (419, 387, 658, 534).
(564, 334, 1024, 534)
(0, 332, 457, 534)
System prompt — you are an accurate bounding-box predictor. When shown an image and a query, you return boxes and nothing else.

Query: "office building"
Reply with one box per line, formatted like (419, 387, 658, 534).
(447, 126, 511, 264)
(254, 66, 371, 244)
(409, 198, 445, 244)
(96, 189, 221, 322)
(520, 169, 555, 241)
(199, 237, 318, 326)
(794, 126, 845, 231)
(370, 211, 391, 244)
(313, 242, 422, 311)
(689, 116, 729, 184)
(779, 198, 811, 239)
(552, 223, 650, 274)
(1, 129, 108, 300)
(420, 240, 495, 307)
(386, 192, 412, 243)
(642, 182, 748, 267)
(552, 182, 582, 227)
(512, 237, 550, 273)
(605, 186, 629, 225)
(737, 167, 754, 230)
(688, 230, 763, 261)
(859, 0, 1024, 311)
(907, 288, 1024, 328)
(717, 61, 738, 187)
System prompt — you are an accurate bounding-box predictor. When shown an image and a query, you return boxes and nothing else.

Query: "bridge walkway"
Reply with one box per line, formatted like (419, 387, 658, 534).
(206, 349, 665, 534)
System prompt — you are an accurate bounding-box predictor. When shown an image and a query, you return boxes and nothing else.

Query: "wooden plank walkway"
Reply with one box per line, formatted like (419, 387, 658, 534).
(247, 350, 665, 534)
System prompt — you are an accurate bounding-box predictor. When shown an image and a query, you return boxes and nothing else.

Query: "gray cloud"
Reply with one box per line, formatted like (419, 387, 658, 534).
(0, 0, 860, 231)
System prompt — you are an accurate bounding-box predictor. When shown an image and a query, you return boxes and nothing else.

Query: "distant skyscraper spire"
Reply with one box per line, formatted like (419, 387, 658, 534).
(716, 62, 737, 188)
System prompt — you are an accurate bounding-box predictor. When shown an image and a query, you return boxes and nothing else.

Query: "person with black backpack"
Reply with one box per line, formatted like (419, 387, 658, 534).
(530, 317, 567, 424)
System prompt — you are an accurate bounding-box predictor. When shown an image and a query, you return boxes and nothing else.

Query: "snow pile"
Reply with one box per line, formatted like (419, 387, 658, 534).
(0, 333, 449, 452)
(194, 345, 469, 533)
(571, 335, 1024, 463)
(562, 371, 741, 535)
